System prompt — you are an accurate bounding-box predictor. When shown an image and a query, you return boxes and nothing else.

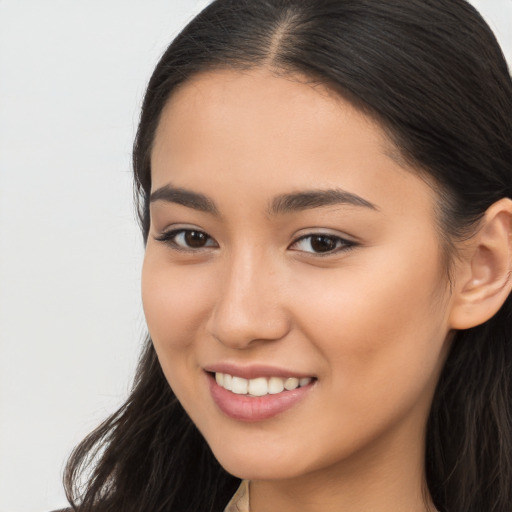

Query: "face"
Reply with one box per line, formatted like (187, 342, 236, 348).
(142, 68, 454, 483)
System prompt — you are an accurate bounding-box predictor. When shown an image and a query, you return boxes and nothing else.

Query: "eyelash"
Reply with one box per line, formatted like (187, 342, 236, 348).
(154, 229, 357, 256)
(154, 229, 218, 252)
(289, 233, 357, 255)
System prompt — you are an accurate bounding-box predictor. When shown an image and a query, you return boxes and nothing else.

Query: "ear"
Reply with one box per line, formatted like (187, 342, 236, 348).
(449, 198, 512, 330)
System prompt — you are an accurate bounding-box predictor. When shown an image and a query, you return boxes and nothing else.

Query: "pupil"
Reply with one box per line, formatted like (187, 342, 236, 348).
(185, 231, 207, 248)
(311, 235, 336, 253)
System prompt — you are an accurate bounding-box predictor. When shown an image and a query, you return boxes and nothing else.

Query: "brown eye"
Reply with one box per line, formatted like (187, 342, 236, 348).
(290, 233, 356, 255)
(155, 229, 217, 250)
(184, 230, 209, 248)
(310, 235, 338, 253)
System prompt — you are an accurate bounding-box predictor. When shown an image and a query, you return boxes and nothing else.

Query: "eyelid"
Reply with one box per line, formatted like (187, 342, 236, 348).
(154, 226, 218, 251)
(288, 231, 358, 256)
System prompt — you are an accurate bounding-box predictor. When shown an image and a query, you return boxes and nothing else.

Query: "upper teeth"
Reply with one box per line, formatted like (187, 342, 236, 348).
(215, 373, 312, 396)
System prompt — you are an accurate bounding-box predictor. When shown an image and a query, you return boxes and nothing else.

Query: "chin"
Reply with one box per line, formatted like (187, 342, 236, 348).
(207, 438, 316, 481)
(219, 458, 299, 481)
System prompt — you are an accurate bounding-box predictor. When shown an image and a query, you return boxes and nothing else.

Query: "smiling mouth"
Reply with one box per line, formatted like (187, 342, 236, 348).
(214, 372, 314, 397)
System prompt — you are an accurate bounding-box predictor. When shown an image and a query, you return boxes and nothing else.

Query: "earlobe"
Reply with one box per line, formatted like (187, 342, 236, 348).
(449, 198, 512, 330)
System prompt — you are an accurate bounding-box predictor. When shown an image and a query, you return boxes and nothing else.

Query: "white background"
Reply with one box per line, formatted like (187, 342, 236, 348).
(0, 1, 510, 511)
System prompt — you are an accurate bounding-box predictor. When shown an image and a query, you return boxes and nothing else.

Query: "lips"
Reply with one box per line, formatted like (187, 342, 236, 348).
(205, 366, 316, 422)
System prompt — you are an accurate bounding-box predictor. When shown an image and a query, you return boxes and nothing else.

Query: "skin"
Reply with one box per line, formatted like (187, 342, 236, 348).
(142, 68, 462, 512)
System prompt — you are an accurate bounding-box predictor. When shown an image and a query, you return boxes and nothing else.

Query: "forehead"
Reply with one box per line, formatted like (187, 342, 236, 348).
(150, 68, 435, 220)
(153, 68, 391, 157)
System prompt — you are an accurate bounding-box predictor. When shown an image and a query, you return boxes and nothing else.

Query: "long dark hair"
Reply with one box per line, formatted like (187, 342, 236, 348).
(64, 1, 512, 511)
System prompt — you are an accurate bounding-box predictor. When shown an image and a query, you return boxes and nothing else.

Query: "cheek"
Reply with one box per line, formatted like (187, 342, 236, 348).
(141, 249, 218, 408)
(141, 249, 213, 351)
(291, 242, 449, 395)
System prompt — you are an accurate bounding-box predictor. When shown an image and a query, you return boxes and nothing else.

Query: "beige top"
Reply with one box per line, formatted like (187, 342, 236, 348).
(224, 480, 250, 512)
(224, 480, 440, 512)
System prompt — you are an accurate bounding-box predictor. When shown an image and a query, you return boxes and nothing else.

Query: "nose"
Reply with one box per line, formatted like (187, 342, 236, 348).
(208, 248, 291, 349)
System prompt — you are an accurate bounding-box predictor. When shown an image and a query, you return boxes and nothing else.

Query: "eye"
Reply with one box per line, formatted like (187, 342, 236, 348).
(290, 233, 355, 255)
(155, 229, 217, 251)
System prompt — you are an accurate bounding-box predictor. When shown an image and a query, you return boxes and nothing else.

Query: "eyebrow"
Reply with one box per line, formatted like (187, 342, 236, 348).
(269, 188, 377, 215)
(150, 185, 219, 215)
(149, 184, 377, 216)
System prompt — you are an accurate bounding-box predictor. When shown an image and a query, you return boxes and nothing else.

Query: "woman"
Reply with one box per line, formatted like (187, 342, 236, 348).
(62, 0, 512, 511)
